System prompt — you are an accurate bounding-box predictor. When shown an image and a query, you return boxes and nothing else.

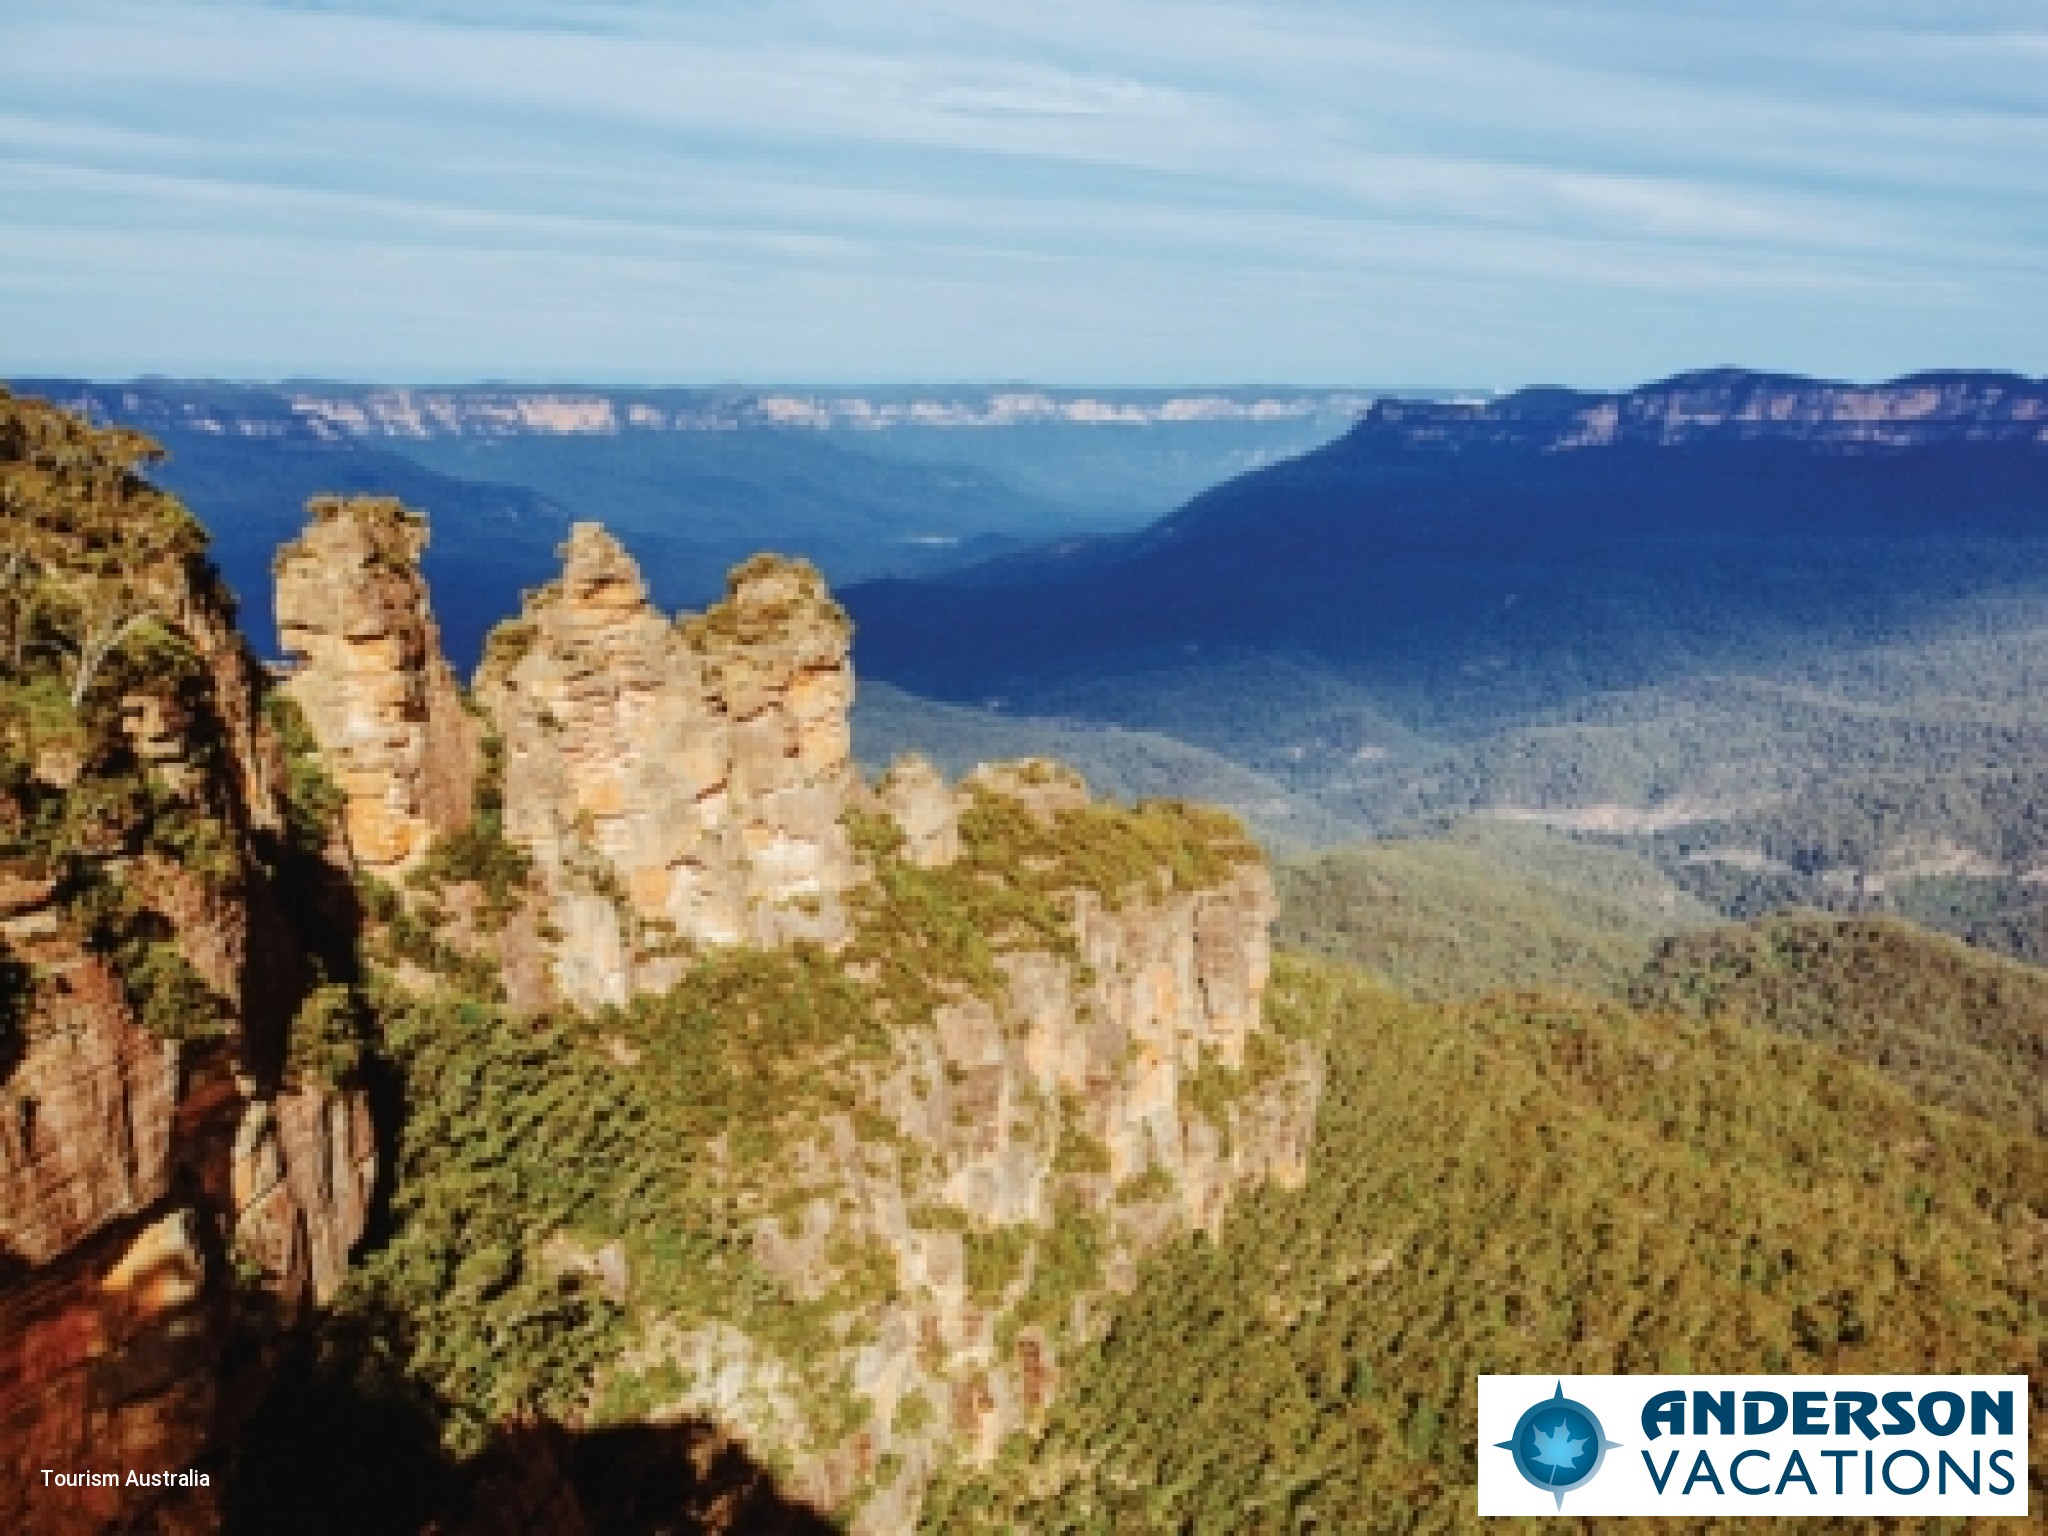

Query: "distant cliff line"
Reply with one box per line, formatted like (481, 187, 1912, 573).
(7, 379, 1377, 442)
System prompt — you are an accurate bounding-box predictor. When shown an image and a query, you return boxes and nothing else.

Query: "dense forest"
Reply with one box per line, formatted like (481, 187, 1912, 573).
(1274, 822, 1710, 999)
(1634, 914, 2047, 1137)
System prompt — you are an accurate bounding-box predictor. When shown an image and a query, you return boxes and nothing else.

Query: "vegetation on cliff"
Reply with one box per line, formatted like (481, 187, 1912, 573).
(0, 388, 218, 700)
(846, 784, 1258, 1013)
(405, 729, 532, 926)
(0, 388, 253, 1043)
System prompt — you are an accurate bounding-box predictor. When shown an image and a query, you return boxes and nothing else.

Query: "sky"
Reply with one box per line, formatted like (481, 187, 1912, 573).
(2, 0, 2045, 387)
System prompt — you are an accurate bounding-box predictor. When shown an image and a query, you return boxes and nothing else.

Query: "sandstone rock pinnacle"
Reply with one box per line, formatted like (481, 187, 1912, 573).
(876, 753, 960, 868)
(477, 527, 858, 1007)
(273, 496, 480, 874)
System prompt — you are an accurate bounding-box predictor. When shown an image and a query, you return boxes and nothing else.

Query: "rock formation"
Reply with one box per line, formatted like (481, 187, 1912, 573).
(706, 770, 1314, 1529)
(958, 757, 1092, 823)
(874, 754, 958, 868)
(274, 495, 479, 876)
(0, 937, 178, 1265)
(276, 513, 861, 1009)
(4, 404, 1314, 1535)
(473, 528, 857, 1006)
(0, 1212, 219, 1536)
(260, 499, 1315, 1532)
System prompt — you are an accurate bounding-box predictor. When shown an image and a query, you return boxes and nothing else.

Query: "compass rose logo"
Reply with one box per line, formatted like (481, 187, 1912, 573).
(1494, 1382, 1622, 1509)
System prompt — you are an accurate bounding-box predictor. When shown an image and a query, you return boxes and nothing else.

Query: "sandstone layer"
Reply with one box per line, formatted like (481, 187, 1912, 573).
(1367, 369, 2048, 451)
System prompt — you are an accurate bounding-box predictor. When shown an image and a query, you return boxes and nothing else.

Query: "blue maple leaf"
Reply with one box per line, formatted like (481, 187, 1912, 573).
(1528, 1419, 1587, 1477)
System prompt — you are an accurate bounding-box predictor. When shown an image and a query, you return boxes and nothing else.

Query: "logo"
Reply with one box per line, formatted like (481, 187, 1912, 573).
(1479, 1375, 2028, 1516)
(1495, 1382, 1622, 1509)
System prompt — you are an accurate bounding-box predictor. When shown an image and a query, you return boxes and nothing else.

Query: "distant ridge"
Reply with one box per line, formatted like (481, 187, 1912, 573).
(2, 374, 1377, 677)
(21, 369, 2038, 447)
(1358, 367, 2048, 452)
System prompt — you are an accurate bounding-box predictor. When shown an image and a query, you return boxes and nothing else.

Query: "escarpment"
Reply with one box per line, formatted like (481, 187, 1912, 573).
(263, 501, 1319, 1532)
(0, 393, 376, 1534)
(1362, 368, 2048, 451)
(717, 772, 1313, 1527)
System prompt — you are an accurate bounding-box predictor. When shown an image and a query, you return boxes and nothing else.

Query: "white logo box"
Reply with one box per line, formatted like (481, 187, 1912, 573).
(1479, 1374, 2029, 1517)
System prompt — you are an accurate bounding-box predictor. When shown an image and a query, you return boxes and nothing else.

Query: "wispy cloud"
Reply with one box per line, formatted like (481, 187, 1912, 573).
(1, 0, 2042, 382)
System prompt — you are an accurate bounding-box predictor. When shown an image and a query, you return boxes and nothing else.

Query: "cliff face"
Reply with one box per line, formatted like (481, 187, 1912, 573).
(10, 379, 1361, 440)
(0, 937, 178, 1266)
(768, 830, 1313, 1532)
(0, 393, 375, 1534)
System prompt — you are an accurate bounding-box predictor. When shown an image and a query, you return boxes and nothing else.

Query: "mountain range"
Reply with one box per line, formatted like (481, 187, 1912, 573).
(848, 368, 2048, 726)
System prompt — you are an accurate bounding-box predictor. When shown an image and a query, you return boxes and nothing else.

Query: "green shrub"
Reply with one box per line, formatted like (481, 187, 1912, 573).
(287, 983, 369, 1086)
(264, 691, 345, 855)
(114, 938, 230, 1041)
(962, 1224, 1034, 1307)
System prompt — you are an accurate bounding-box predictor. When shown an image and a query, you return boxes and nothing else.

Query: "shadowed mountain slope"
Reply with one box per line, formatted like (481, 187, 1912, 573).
(846, 370, 2048, 738)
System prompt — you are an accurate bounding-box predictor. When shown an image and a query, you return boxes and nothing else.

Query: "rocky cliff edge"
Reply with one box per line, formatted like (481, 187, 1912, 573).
(0, 393, 376, 1535)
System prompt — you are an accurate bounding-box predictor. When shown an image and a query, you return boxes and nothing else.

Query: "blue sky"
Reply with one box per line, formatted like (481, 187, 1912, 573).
(3, 0, 2044, 386)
